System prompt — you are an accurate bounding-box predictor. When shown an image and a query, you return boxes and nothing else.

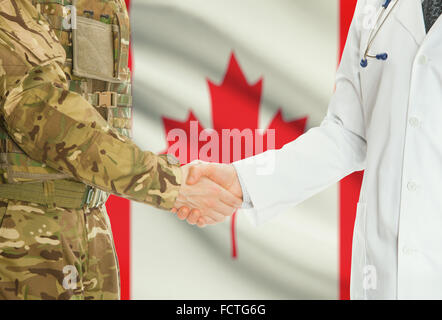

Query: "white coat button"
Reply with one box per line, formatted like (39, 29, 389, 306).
(402, 246, 413, 255)
(409, 117, 420, 128)
(407, 181, 417, 191)
(418, 55, 428, 65)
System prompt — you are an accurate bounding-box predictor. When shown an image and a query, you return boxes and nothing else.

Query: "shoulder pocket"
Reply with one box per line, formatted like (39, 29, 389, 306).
(72, 15, 123, 83)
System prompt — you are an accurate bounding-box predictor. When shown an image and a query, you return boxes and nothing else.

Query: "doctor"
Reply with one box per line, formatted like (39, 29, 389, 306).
(175, 0, 442, 299)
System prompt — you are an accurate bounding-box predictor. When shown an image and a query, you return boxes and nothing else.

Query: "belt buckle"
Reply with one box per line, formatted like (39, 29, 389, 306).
(84, 187, 106, 209)
(97, 91, 117, 109)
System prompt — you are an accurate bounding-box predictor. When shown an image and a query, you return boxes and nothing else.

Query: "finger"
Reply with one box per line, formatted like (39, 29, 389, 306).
(218, 187, 243, 209)
(177, 207, 190, 220)
(201, 216, 218, 225)
(210, 199, 236, 217)
(186, 165, 206, 185)
(195, 196, 226, 221)
(197, 217, 206, 226)
(187, 209, 200, 225)
(203, 208, 226, 223)
(190, 208, 201, 219)
(196, 219, 206, 228)
(171, 208, 177, 214)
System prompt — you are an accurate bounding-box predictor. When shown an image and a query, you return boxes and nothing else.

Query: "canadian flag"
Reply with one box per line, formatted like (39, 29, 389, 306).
(106, 0, 361, 300)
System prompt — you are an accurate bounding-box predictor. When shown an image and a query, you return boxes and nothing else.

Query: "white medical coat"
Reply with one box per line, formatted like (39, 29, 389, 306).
(234, 0, 442, 299)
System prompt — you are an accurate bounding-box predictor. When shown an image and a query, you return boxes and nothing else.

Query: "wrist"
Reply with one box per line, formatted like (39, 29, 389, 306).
(232, 164, 253, 208)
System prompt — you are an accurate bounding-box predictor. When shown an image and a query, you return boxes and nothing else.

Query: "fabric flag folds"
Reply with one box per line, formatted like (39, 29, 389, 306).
(106, 0, 361, 300)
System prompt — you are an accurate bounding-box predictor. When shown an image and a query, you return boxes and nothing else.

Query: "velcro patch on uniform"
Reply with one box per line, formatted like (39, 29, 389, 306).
(72, 16, 121, 83)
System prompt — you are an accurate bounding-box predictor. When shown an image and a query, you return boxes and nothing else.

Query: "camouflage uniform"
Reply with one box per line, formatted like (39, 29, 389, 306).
(0, 0, 181, 299)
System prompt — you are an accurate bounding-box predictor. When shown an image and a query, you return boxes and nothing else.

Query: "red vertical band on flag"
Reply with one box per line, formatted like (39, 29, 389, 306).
(106, 195, 131, 300)
(339, 0, 362, 300)
(231, 211, 238, 259)
(105, 0, 132, 301)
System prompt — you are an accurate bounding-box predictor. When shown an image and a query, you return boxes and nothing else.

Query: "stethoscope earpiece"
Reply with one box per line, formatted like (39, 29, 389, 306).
(376, 53, 388, 61)
(360, 59, 368, 68)
(360, 53, 387, 68)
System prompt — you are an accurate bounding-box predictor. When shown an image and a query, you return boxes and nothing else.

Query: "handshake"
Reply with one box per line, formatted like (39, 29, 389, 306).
(172, 162, 243, 227)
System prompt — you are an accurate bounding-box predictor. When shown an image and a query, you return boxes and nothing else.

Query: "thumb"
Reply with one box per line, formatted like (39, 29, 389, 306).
(186, 165, 205, 185)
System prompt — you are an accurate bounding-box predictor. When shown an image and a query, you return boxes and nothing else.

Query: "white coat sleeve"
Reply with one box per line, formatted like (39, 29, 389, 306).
(233, 0, 368, 225)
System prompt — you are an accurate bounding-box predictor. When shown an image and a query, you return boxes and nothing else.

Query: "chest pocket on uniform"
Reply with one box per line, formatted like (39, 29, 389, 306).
(72, 15, 122, 83)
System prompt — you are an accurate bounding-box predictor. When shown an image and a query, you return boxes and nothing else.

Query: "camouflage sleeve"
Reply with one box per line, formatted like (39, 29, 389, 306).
(0, 0, 181, 210)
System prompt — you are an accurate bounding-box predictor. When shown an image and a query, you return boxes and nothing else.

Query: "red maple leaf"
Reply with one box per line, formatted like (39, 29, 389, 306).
(163, 53, 307, 164)
(162, 53, 307, 258)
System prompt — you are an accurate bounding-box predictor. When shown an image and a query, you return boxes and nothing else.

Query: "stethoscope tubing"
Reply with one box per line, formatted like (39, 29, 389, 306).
(361, 0, 400, 67)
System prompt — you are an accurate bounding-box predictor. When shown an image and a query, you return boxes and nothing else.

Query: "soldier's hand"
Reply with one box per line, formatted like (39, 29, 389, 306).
(173, 163, 243, 227)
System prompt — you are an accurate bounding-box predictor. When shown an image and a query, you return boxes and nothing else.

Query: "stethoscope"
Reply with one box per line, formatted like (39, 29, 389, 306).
(360, 0, 400, 68)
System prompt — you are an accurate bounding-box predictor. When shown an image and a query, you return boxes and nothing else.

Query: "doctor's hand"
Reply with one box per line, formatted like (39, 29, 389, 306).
(173, 163, 242, 227)
(173, 162, 243, 226)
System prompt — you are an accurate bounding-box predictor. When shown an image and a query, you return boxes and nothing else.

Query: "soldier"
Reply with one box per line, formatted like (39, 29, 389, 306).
(0, 0, 241, 300)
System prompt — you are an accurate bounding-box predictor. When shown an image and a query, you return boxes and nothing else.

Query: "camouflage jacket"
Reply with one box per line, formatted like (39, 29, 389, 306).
(0, 0, 181, 210)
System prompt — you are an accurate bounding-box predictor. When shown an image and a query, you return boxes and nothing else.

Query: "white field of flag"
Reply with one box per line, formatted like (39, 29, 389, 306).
(130, 0, 339, 299)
